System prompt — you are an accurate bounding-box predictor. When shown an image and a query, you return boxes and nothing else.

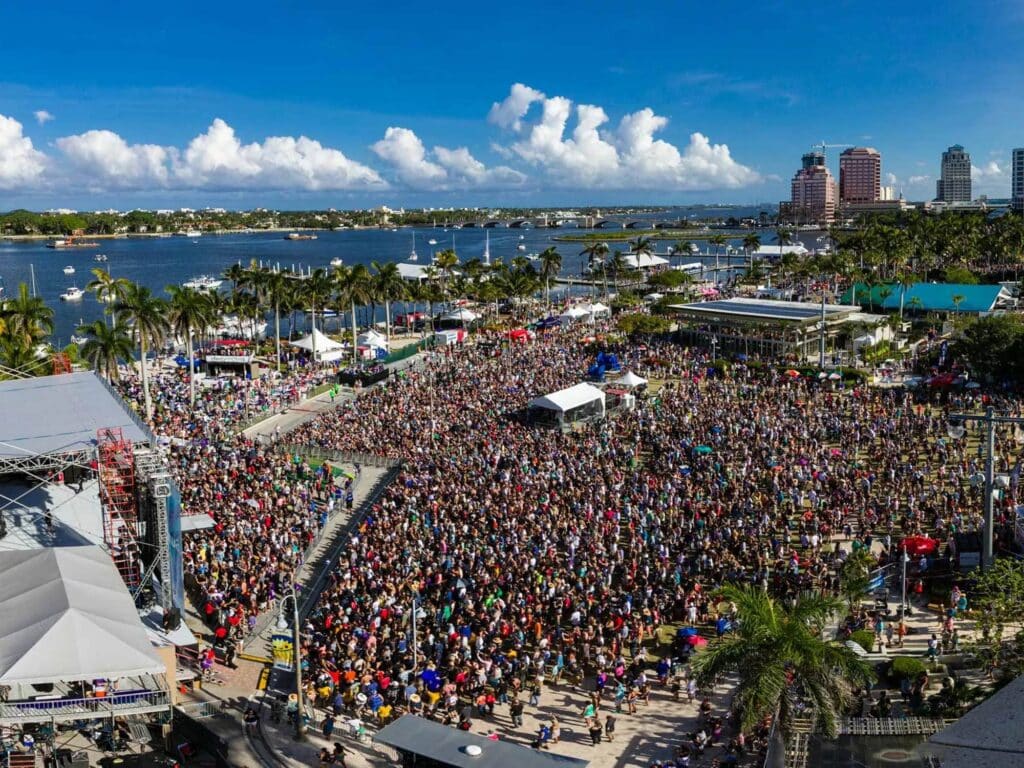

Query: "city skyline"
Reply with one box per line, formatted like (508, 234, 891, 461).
(0, 1, 1022, 209)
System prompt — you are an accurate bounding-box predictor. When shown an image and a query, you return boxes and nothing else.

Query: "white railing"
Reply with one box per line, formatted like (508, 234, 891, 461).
(0, 689, 170, 723)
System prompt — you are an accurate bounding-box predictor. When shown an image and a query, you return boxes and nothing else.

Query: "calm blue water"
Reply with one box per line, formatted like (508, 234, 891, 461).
(0, 215, 807, 344)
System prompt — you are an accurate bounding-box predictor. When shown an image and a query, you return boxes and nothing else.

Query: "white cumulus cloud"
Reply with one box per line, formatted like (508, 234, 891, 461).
(53, 118, 385, 191)
(371, 127, 447, 188)
(487, 83, 545, 131)
(57, 130, 172, 187)
(971, 161, 1005, 180)
(489, 82, 760, 190)
(0, 114, 47, 189)
(174, 119, 385, 190)
(34, 110, 54, 125)
(373, 127, 525, 189)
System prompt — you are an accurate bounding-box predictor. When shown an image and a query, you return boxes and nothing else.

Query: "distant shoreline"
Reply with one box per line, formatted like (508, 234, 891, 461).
(0, 226, 350, 242)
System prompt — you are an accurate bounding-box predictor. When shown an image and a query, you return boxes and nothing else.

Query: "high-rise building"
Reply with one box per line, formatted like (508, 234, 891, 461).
(802, 151, 825, 170)
(936, 144, 972, 203)
(790, 154, 837, 223)
(1012, 148, 1024, 212)
(839, 147, 881, 203)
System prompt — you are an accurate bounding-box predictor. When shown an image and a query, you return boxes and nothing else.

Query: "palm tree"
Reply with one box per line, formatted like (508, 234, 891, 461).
(690, 585, 873, 738)
(537, 246, 562, 309)
(708, 234, 728, 271)
(113, 283, 168, 420)
(433, 249, 460, 297)
(743, 233, 762, 279)
(262, 268, 290, 369)
(608, 250, 630, 287)
(0, 335, 45, 376)
(2, 282, 54, 348)
(302, 268, 334, 361)
(335, 264, 373, 362)
(222, 263, 248, 298)
(372, 261, 407, 342)
(165, 286, 212, 406)
(86, 268, 131, 326)
(673, 240, 695, 264)
(76, 320, 134, 382)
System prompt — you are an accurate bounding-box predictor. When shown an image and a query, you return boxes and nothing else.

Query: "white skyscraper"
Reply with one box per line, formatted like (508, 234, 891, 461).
(1013, 148, 1024, 212)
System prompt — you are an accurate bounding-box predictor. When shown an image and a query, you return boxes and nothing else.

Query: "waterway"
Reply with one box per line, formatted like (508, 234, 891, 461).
(0, 216, 817, 344)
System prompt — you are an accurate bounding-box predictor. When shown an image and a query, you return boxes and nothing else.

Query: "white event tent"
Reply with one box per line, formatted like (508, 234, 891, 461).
(291, 327, 346, 362)
(0, 547, 166, 686)
(615, 370, 648, 389)
(623, 253, 669, 269)
(558, 305, 592, 324)
(528, 382, 606, 426)
(357, 329, 389, 350)
(441, 308, 481, 323)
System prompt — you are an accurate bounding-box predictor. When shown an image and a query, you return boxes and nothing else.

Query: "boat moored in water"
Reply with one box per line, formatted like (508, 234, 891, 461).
(182, 275, 223, 292)
(60, 286, 84, 301)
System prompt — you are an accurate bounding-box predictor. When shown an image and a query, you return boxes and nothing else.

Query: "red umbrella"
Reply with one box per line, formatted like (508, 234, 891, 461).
(902, 536, 938, 556)
(784, 369, 801, 378)
(687, 635, 708, 647)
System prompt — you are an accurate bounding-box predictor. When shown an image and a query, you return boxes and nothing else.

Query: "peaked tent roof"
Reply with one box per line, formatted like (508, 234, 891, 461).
(0, 546, 166, 684)
(529, 382, 605, 413)
(616, 370, 648, 388)
(357, 330, 388, 347)
(560, 305, 592, 318)
(291, 327, 344, 352)
(623, 253, 669, 269)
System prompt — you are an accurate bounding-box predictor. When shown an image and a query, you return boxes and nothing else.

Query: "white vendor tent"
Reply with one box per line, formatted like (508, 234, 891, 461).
(441, 308, 480, 323)
(558, 305, 592, 324)
(581, 301, 611, 318)
(357, 330, 389, 350)
(529, 382, 606, 427)
(623, 253, 669, 269)
(616, 371, 647, 388)
(0, 546, 166, 685)
(291, 327, 346, 361)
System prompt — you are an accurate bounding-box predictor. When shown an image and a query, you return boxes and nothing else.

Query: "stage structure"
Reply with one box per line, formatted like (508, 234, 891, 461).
(0, 372, 182, 611)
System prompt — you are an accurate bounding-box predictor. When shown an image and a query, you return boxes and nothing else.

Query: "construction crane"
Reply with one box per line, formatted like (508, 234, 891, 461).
(811, 140, 853, 163)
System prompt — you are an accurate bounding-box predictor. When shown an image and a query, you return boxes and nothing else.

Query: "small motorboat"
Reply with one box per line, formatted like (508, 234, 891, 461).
(517, 244, 527, 251)
(428, 239, 438, 246)
(330, 257, 344, 267)
(60, 286, 84, 302)
(93, 254, 108, 262)
(63, 265, 75, 275)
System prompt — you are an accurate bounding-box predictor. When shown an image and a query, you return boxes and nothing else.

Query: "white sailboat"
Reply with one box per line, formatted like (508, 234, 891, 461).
(483, 230, 491, 266)
(409, 233, 418, 261)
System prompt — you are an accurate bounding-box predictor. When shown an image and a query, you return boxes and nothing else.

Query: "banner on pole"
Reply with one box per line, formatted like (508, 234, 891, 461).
(271, 632, 294, 671)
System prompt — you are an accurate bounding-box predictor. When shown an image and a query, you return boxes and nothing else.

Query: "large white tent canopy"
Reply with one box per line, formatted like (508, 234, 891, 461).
(623, 253, 669, 269)
(357, 330, 389, 349)
(291, 327, 347, 361)
(529, 383, 606, 415)
(0, 547, 166, 685)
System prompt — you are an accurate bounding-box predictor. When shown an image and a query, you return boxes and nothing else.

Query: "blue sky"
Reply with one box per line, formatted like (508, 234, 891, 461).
(0, 0, 1021, 209)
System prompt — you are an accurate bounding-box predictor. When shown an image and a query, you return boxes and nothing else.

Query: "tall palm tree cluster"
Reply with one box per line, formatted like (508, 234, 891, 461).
(0, 283, 55, 376)
(831, 210, 1024, 283)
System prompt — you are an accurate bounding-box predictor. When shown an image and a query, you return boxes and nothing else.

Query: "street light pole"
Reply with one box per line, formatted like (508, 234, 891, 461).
(949, 406, 1024, 570)
(279, 588, 305, 739)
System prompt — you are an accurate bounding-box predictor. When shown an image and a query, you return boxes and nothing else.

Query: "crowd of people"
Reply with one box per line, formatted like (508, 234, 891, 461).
(114, 317, 1023, 765)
